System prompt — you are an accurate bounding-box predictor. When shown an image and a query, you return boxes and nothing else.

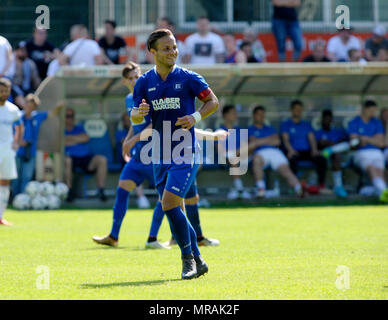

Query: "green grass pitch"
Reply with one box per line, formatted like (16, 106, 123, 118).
(0, 206, 387, 300)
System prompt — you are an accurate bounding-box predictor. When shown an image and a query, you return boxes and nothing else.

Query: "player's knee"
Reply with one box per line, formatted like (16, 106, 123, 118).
(253, 154, 264, 167)
(118, 180, 136, 192)
(96, 155, 107, 166)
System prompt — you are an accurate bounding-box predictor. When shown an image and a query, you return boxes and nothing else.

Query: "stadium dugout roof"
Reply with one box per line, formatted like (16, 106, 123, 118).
(40, 62, 388, 99)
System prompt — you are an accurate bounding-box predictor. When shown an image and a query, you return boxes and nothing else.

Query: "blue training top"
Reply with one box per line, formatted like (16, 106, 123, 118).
(248, 124, 278, 153)
(280, 118, 313, 151)
(133, 65, 209, 164)
(65, 124, 91, 157)
(315, 127, 347, 144)
(347, 115, 385, 150)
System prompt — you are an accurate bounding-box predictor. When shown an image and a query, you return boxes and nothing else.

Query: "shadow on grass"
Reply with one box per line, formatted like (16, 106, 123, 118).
(80, 278, 181, 288)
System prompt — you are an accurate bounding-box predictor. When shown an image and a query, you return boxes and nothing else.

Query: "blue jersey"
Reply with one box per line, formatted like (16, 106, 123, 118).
(347, 115, 384, 150)
(65, 124, 91, 157)
(315, 127, 347, 144)
(280, 118, 313, 151)
(133, 66, 209, 164)
(17, 110, 48, 157)
(248, 124, 278, 153)
(219, 124, 241, 151)
(126, 93, 152, 161)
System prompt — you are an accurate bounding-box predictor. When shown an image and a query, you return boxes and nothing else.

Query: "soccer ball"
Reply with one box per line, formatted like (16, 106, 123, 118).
(45, 194, 61, 210)
(55, 183, 69, 200)
(25, 181, 43, 197)
(31, 195, 48, 210)
(41, 181, 55, 196)
(13, 193, 31, 210)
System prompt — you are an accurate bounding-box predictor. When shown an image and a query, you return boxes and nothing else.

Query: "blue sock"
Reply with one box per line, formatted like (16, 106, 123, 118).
(188, 221, 201, 257)
(110, 187, 129, 240)
(185, 204, 203, 238)
(164, 206, 192, 256)
(148, 201, 164, 238)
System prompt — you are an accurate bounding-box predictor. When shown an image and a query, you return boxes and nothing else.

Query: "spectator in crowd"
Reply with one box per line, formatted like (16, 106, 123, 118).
(64, 107, 107, 202)
(236, 26, 266, 62)
(98, 20, 129, 65)
(348, 48, 367, 63)
(12, 94, 64, 195)
(239, 41, 259, 63)
(156, 17, 186, 65)
(59, 25, 103, 67)
(248, 105, 304, 198)
(365, 25, 388, 62)
(315, 109, 348, 197)
(327, 28, 361, 62)
(0, 35, 13, 79)
(218, 105, 251, 200)
(271, 0, 303, 62)
(347, 100, 388, 202)
(10, 41, 41, 108)
(380, 107, 388, 163)
(303, 40, 330, 62)
(281, 100, 329, 192)
(224, 33, 247, 63)
(25, 27, 57, 80)
(184, 16, 225, 64)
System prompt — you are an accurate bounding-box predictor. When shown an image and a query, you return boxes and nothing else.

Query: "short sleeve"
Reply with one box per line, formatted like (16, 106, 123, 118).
(184, 35, 194, 54)
(133, 76, 147, 112)
(375, 120, 385, 134)
(63, 43, 73, 56)
(188, 71, 209, 99)
(12, 108, 22, 122)
(214, 35, 225, 55)
(118, 37, 127, 48)
(92, 41, 101, 56)
(306, 122, 313, 133)
(280, 121, 288, 134)
(267, 126, 276, 135)
(326, 37, 336, 54)
(347, 119, 357, 135)
(37, 111, 48, 123)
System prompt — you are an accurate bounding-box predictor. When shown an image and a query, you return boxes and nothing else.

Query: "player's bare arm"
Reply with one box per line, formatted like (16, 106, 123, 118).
(65, 133, 90, 146)
(308, 132, 320, 156)
(248, 134, 280, 154)
(131, 99, 150, 124)
(359, 133, 385, 148)
(282, 132, 298, 158)
(194, 128, 229, 141)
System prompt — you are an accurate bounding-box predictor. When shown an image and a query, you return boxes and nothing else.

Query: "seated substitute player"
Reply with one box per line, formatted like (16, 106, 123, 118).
(380, 107, 388, 163)
(248, 105, 304, 198)
(315, 109, 348, 198)
(219, 105, 251, 200)
(64, 107, 108, 202)
(131, 29, 219, 279)
(0, 78, 22, 226)
(281, 100, 329, 193)
(12, 94, 64, 195)
(347, 100, 388, 202)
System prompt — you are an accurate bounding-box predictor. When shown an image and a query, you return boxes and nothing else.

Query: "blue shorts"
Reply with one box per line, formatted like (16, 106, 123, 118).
(120, 158, 155, 187)
(154, 162, 199, 198)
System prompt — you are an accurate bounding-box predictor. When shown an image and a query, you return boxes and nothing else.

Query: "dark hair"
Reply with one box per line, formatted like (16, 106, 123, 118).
(222, 104, 235, 116)
(253, 105, 266, 114)
(105, 20, 117, 29)
(363, 99, 377, 108)
(239, 41, 251, 50)
(158, 17, 175, 27)
(322, 109, 333, 118)
(290, 99, 303, 109)
(197, 16, 209, 21)
(147, 28, 173, 51)
(0, 78, 11, 88)
(122, 61, 141, 78)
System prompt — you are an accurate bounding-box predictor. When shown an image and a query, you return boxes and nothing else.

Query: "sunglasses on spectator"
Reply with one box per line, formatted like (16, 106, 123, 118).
(66, 114, 74, 118)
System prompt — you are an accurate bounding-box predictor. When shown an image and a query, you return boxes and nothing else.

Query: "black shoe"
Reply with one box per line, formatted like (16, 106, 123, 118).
(66, 188, 75, 202)
(194, 255, 208, 278)
(181, 254, 197, 280)
(98, 189, 107, 202)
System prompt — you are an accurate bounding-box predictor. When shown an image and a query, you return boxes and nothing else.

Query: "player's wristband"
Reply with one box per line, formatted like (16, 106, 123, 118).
(191, 111, 202, 123)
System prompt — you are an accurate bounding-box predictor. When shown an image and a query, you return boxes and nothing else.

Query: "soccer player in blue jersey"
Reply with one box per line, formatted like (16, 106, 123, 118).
(92, 62, 170, 249)
(347, 100, 388, 202)
(131, 29, 219, 279)
(248, 105, 304, 198)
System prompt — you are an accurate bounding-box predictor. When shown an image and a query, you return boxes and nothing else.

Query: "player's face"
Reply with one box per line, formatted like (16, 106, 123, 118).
(224, 108, 237, 123)
(322, 115, 332, 129)
(24, 100, 37, 114)
(291, 105, 303, 119)
(122, 69, 140, 91)
(254, 110, 265, 124)
(0, 85, 11, 104)
(65, 110, 75, 128)
(153, 35, 178, 67)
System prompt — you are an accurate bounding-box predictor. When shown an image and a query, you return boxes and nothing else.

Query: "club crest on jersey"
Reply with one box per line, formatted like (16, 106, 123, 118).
(152, 97, 181, 111)
(174, 83, 182, 91)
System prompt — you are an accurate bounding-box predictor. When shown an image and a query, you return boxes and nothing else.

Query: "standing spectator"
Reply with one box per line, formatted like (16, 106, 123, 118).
(365, 25, 388, 62)
(281, 100, 328, 192)
(184, 16, 225, 64)
(348, 49, 367, 63)
(303, 40, 330, 62)
(59, 25, 103, 67)
(236, 26, 266, 62)
(12, 94, 64, 195)
(64, 107, 107, 202)
(249, 105, 304, 198)
(98, 20, 129, 65)
(315, 109, 348, 197)
(0, 35, 13, 79)
(271, 0, 303, 62)
(224, 33, 247, 63)
(10, 41, 41, 108)
(156, 17, 186, 65)
(239, 42, 259, 63)
(327, 28, 361, 62)
(347, 100, 388, 202)
(25, 27, 57, 80)
(380, 107, 388, 163)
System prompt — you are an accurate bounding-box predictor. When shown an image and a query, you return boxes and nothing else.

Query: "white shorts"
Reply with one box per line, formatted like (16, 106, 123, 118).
(0, 148, 17, 180)
(255, 148, 288, 170)
(353, 149, 385, 171)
